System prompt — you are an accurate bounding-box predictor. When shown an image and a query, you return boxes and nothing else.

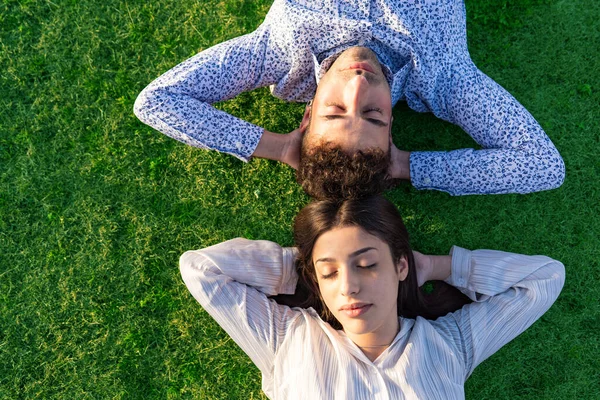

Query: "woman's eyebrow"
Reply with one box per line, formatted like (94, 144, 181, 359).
(315, 247, 377, 264)
(350, 247, 377, 258)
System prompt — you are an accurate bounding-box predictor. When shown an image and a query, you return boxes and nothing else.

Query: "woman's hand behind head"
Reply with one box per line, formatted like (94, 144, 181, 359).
(412, 251, 432, 287)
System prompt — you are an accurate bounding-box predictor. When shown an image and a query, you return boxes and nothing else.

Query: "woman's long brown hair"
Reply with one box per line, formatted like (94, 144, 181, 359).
(273, 196, 471, 329)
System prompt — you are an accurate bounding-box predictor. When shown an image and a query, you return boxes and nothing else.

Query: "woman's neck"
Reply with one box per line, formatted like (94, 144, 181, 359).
(358, 346, 388, 362)
(346, 319, 400, 362)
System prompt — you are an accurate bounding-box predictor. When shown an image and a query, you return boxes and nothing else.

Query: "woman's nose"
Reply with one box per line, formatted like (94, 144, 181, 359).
(339, 268, 360, 296)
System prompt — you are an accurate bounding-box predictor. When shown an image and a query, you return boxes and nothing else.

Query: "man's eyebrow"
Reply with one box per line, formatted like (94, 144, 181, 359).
(315, 247, 377, 264)
(321, 115, 388, 127)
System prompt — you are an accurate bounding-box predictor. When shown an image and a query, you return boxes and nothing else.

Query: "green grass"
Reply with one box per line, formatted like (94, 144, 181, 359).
(1, 0, 599, 398)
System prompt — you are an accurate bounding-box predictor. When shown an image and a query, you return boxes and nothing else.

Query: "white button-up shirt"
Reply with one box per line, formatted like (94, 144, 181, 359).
(180, 239, 564, 399)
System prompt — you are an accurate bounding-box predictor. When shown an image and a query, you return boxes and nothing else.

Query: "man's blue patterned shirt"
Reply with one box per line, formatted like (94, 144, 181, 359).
(135, 0, 564, 195)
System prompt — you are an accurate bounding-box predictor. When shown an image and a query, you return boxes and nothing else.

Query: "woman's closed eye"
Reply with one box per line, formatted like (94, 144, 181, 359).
(321, 264, 376, 279)
(359, 263, 377, 269)
(321, 271, 338, 280)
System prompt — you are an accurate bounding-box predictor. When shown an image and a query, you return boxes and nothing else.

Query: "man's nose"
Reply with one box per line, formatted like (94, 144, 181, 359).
(344, 74, 369, 112)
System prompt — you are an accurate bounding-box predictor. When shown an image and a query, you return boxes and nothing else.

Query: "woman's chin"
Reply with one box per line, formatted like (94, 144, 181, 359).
(339, 319, 375, 335)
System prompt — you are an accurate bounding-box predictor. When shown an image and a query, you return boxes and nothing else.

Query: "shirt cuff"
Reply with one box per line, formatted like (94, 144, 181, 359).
(445, 245, 472, 289)
(229, 123, 264, 162)
(279, 247, 299, 295)
(410, 151, 440, 190)
(409, 150, 471, 196)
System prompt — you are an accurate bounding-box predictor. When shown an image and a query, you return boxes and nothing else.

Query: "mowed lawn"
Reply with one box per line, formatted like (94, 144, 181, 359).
(1, 0, 598, 398)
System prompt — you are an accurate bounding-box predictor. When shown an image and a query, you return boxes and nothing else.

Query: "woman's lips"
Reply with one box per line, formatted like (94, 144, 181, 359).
(340, 304, 372, 318)
(345, 62, 376, 74)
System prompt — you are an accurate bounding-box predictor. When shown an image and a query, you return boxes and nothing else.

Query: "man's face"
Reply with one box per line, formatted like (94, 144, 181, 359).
(305, 47, 393, 152)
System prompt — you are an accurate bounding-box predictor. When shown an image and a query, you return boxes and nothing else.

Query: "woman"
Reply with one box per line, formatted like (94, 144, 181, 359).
(180, 196, 564, 399)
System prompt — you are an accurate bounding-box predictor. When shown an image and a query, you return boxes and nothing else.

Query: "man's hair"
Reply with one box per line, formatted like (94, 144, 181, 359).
(296, 143, 391, 200)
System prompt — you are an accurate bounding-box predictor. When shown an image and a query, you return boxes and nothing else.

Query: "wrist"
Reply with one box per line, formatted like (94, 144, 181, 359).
(253, 130, 286, 162)
(279, 132, 296, 165)
(429, 255, 452, 281)
(391, 148, 411, 180)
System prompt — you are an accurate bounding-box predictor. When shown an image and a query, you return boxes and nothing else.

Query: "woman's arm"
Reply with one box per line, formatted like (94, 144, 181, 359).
(180, 238, 301, 375)
(429, 246, 565, 378)
(413, 250, 452, 287)
(134, 25, 299, 164)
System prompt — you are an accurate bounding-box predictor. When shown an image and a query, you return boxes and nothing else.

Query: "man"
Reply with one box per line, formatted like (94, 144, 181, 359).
(134, 0, 564, 199)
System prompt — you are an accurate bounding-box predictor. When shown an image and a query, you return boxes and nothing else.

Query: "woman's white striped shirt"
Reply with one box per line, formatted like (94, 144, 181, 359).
(180, 239, 564, 399)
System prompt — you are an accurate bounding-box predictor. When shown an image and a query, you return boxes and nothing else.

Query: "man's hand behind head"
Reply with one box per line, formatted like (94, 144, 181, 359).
(389, 145, 411, 181)
(279, 106, 311, 169)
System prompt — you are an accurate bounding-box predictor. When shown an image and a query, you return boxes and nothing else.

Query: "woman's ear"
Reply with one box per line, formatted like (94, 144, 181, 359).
(397, 257, 409, 282)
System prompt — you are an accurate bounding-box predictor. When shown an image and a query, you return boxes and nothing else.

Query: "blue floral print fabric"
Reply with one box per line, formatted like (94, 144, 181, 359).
(134, 0, 564, 195)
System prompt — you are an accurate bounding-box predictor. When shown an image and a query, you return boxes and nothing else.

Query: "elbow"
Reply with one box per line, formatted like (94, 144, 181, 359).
(133, 85, 159, 125)
(539, 147, 566, 192)
(179, 250, 210, 290)
(133, 89, 148, 123)
(556, 261, 566, 291)
(550, 151, 566, 190)
(179, 250, 198, 277)
(179, 250, 215, 308)
(547, 260, 566, 304)
(179, 250, 215, 276)
(517, 145, 565, 194)
(530, 258, 566, 311)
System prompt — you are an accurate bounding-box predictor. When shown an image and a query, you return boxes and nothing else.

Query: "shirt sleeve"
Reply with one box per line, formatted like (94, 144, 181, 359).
(409, 60, 565, 195)
(179, 238, 301, 376)
(134, 24, 287, 161)
(436, 246, 565, 378)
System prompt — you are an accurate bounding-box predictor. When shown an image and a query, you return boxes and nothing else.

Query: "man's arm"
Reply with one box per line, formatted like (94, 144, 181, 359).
(390, 146, 411, 181)
(254, 106, 310, 169)
(134, 26, 300, 165)
(407, 61, 565, 195)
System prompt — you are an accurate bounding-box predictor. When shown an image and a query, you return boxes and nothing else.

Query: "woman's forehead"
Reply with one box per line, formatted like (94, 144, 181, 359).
(313, 226, 386, 260)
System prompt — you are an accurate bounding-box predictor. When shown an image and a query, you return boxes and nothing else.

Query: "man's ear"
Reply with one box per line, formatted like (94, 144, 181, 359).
(299, 103, 312, 133)
(300, 100, 312, 135)
(397, 256, 409, 282)
(302, 102, 312, 125)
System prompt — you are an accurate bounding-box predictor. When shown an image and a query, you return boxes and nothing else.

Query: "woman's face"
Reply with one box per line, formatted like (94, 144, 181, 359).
(312, 226, 408, 336)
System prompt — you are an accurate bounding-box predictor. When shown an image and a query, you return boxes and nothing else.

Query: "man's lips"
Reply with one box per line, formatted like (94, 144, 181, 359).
(339, 303, 372, 317)
(345, 62, 376, 74)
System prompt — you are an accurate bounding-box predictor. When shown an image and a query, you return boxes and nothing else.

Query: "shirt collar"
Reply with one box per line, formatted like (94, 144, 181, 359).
(334, 317, 415, 365)
(313, 51, 394, 88)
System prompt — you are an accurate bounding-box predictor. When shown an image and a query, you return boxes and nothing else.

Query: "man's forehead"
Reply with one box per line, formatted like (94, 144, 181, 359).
(305, 131, 390, 153)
